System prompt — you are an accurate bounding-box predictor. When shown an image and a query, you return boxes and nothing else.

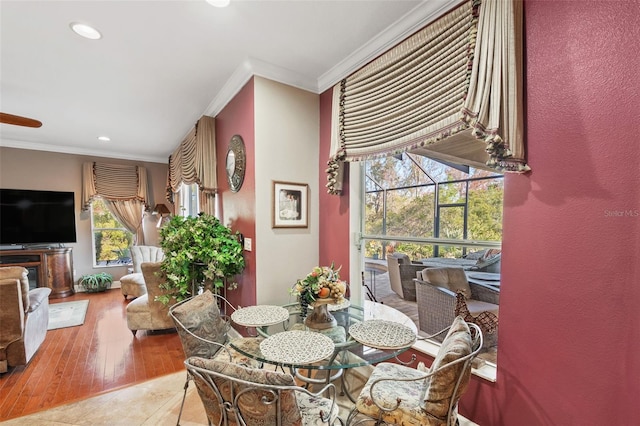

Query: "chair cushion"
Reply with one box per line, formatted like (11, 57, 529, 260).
(422, 267, 472, 299)
(171, 290, 229, 359)
(423, 316, 473, 419)
(188, 357, 302, 426)
(120, 272, 147, 298)
(465, 299, 499, 317)
(356, 362, 437, 425)
(215, 337, 262, 368)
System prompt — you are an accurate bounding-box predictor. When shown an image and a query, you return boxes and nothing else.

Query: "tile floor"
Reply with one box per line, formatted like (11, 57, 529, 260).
(3, 366, 477, 425)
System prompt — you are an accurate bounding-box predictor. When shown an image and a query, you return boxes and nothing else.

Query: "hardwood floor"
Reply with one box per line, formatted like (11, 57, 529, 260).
(0, 288, 184, 422)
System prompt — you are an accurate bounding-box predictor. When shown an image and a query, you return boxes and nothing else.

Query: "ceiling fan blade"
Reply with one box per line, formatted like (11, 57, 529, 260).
(0, 112, 42, 128)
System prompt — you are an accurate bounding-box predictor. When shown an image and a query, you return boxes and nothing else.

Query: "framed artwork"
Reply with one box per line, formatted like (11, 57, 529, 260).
(272, 181, 309, 228)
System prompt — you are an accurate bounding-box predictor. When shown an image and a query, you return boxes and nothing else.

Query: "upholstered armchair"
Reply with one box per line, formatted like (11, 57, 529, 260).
(169, 290, 262, 425)
(347, 317, 482, 426)
(386, 253, 424, 301)
(125, 262, 174, 335)
(120, 245, 165, 300)
(0, 266, 51, 372)
(415, 267, 499, 347)
(185, 356, 342, 426)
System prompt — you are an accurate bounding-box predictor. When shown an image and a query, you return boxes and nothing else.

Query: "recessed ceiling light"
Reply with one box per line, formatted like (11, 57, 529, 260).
(97, 136, 111, 142)
(206, 0, 230, 8)
(70, 22, 102, 40)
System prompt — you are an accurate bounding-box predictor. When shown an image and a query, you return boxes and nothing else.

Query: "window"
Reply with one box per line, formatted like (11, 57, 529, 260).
(178, 183, 200, 217)
(362, 154, 503, 260)
(91, 198, 133, 267)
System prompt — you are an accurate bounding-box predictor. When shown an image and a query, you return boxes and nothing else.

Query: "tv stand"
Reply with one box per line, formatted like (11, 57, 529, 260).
(0, 247, 74, 298)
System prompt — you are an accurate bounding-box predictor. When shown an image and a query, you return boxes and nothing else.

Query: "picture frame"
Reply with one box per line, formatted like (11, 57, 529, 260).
(272, 181, 309, 228)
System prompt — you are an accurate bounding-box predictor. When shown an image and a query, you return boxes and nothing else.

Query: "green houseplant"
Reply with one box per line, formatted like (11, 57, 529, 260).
(79, 272, 113, 293)
(157, 213, 245, 303)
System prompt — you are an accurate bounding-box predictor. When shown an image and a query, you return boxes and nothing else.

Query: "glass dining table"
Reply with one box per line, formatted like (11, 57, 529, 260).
(229, 300, 417, 401)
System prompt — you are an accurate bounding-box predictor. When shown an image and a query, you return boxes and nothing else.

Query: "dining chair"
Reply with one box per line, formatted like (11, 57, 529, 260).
(169, 290, 262, 426)
(185, 356, 344, 426)
(346, 316, 482, 426)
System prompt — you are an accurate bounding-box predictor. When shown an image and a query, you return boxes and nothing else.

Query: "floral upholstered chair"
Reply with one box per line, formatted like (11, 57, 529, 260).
(185, 356, 342, 426)
(169, 290, 262, 425)
(346, 316, 482, 426)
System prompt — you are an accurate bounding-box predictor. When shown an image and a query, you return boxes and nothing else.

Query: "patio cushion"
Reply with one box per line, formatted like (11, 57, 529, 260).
(422, 267, 472, 299)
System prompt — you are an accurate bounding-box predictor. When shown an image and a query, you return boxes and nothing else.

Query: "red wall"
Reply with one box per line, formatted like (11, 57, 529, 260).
(216, 78, 257, 309)
(486, 1, 639, 423)
(319, 0, 640, 423)
(319, 90, 351, 283)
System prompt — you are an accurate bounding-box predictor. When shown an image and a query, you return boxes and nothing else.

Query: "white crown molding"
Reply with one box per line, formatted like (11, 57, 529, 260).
(317, 0, 466, 92)
(204, 57, 318, 117)
(0, 140, 167, 164)
(204, 0, 464, 119)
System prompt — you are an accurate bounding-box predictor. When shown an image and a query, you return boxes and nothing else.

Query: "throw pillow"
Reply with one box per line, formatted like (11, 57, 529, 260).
(422, 316, 473, 419)
(171, 290, 229, 359)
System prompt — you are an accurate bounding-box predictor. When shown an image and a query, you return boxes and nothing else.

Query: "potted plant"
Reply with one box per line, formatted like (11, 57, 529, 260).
(157, 213, 245, 303)
(79, 272, 113, 293)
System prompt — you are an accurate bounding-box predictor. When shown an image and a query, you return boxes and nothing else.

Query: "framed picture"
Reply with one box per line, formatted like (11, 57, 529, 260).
(272, 181, 309, 228)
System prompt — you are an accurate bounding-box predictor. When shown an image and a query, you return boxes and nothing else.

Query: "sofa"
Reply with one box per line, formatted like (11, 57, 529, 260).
(125, 262, 175, 335)
(120, 245, 165, 299)
(0, 266, 51, 372)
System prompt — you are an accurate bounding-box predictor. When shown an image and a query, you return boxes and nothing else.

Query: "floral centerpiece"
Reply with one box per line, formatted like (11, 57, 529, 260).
(292, 263, 347, 322)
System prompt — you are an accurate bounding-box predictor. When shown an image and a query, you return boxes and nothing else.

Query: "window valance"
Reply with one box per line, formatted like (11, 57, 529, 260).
(81, 162, 149, 211)
(166, 115, 217, 214)
(327, 0, 529, 195)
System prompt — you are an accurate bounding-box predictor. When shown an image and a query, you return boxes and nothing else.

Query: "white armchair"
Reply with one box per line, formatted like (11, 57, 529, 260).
(120, 245, 164, 299)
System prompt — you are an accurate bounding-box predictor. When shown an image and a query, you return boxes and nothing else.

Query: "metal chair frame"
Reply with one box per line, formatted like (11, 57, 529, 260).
(346, 322, 483, 426)
(185, 357, 344, 426)
(169, 292, 239, 426)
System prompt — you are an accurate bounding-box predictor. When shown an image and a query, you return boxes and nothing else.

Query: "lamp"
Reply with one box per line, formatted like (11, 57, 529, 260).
(152, 204, 171, 227)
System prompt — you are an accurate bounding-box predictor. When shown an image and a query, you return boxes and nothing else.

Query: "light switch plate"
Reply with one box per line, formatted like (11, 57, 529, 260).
(244, 237, 252, 251)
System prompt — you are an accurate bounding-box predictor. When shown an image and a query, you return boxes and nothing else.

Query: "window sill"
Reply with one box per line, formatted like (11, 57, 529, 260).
(412, 339, 497, 382)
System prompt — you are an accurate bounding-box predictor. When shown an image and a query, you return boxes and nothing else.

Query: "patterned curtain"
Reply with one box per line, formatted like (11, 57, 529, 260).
(167, 115, 217, 215)
(105, 199, 145, 245)
(327, 0, 528, 195)
(81, 162, 149, 211)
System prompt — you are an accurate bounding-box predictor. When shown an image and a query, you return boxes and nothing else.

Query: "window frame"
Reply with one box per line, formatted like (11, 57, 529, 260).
(90, 198, 134, 268)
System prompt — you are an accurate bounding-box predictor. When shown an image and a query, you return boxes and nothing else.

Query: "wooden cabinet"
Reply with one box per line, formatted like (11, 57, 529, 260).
(0, 247, 74, 298)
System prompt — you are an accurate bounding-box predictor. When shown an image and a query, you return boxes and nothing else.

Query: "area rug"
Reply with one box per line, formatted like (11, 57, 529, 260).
(48, 300, 89, 330)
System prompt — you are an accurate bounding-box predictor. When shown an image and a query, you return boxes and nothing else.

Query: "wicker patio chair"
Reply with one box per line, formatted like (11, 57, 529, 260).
(415, 267, 499, 347)
(386, 253, 424, 301)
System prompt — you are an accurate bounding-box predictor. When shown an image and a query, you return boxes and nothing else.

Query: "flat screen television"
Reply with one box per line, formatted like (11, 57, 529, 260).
(0, 188, 77, 246)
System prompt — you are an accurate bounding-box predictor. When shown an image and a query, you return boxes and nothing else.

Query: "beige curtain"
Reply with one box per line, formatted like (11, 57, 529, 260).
(105, 199, 145, 245)
(327, 0, 528, 195)
(81, 162, 150, 211)
(167, 115, 217, 215)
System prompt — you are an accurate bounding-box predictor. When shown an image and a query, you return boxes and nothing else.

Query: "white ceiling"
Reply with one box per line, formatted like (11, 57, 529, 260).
(0, 0, 459, 163)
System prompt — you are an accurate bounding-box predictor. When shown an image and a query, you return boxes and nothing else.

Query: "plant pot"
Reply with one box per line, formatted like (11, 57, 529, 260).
(304, 299, 337, 330)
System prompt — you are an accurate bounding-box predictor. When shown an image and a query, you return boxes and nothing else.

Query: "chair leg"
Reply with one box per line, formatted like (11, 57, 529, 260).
(176, 371, 191, 426)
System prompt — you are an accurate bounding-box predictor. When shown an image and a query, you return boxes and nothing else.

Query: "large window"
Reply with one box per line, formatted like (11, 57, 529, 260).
(91, 198, 133, 267)
(363, 154, 503, 260)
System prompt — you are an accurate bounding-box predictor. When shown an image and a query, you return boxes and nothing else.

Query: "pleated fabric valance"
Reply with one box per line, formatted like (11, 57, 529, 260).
(81, 162, 149, 211)
(167, 115, 217, 215)
(327, 0, 529, 195)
